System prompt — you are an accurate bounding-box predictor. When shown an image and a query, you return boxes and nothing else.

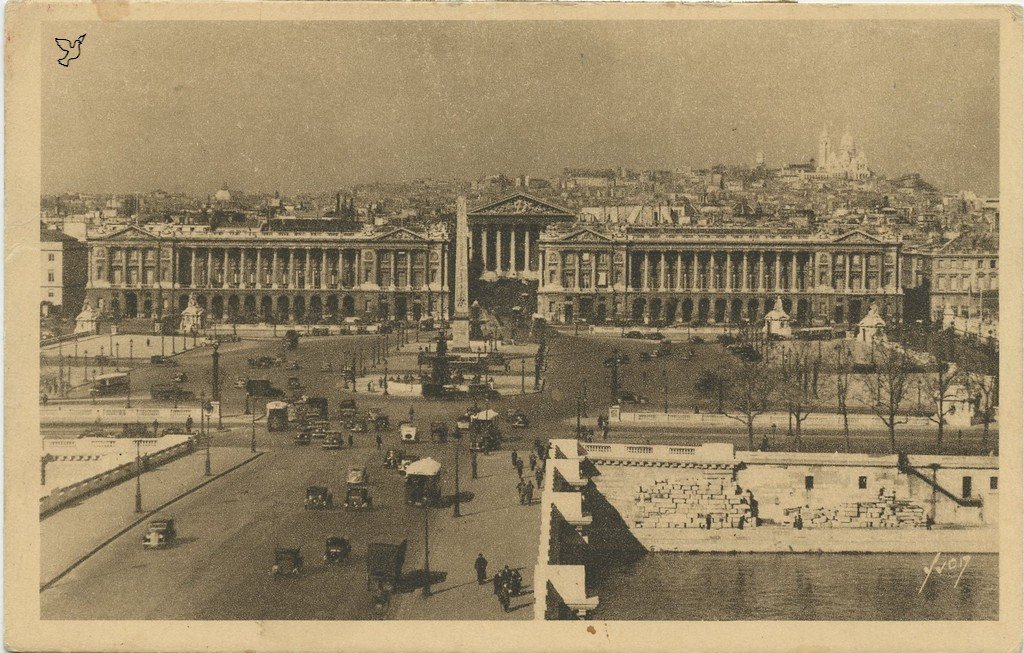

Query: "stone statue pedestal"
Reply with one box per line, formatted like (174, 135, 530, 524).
(450, 319, 471, 350)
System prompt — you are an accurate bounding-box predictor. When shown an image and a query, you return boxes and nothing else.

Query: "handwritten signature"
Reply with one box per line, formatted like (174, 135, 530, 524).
(918, 552, 971, 595)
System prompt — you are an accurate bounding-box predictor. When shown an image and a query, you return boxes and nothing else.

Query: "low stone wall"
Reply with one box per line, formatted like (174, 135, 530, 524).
(582, 441, 997, 552)
(610, 405, 944, 431)
(40, 436, 195, 516)
(40, 404, 201, 426)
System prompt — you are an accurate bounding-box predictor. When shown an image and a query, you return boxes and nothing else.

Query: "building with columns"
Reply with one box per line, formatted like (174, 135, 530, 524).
(536, 225, 903, 326)
(83, 222, 450, 325)
(467, 193, 575, 281)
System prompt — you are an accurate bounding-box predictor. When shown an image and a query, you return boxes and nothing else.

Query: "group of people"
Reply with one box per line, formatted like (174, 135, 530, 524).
(511, 449, 544, 504)
(474, 554, 523, 613)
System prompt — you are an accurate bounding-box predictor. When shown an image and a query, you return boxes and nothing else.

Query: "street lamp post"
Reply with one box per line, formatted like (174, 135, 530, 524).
(521, 358, 526, 394)
(453, 433, 461, 518)
(115, 342, 120, 361)
(125, 373, 132, 408)
(202, 393, 211, 476)
(422, 504, 432, 597)
(251, 406, 257, 453)
(129, 338, 133, 360)
(134, 439, 143, 513)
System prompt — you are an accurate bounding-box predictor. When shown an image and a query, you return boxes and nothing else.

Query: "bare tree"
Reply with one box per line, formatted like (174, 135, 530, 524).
(830, 342, 854, 452)
(721, 341, 778, 450)
(861, 343, 913, 453)
(958, 343, 999, 450)
(779, 348, 817, 451)
(694, 369, 729, 413)
(926, 361, 961, 454)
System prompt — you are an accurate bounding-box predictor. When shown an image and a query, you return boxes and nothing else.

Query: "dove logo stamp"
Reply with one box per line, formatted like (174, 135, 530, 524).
(55, 34, 86, 67)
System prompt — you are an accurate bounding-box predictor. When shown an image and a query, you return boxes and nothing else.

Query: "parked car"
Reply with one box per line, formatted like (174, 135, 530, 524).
(624, 330, 645, 339)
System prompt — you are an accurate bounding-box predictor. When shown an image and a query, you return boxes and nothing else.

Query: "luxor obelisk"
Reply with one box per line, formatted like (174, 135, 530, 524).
(451, 196, 472, 349)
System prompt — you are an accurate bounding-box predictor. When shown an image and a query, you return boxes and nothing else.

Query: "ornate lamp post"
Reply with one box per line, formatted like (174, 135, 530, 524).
(129, 338, 134, 360)
(453, 427, 462, 518)
(134, 439, 143, 513)
(422, 503, 432, 597)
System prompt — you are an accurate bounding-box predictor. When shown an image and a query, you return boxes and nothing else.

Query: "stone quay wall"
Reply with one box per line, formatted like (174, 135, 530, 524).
(582, 442, 998, 551)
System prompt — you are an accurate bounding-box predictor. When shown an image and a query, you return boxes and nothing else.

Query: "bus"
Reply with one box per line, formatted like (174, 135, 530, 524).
(90, 372, 130, 396)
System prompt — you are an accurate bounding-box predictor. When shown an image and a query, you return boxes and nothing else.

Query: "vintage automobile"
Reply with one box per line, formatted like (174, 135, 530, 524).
(616, 391, 649, 405)
(271, 547, 303, 576)
(366, 540, 407, 604)
(623, 330, 645, 339)
(368, 410, 390, 431)
(399, 421, 419, 443)
(644, 332, 666, 341)
(322, 431, 345, 450)
(397, 453, 420, 475)
(429, 422, 448, 443)
(339, 399, 358, 419)
(344, 485, 372, 510)
(294, 430, 312, 445)
(323, 537, 351, 564)
(150, 384, 195, 402)
(510, 411, 529, 428)
(304, 486, 334, 510)
(246, 379, 284, 398)
(142, 518, 176, 549)
(149, 355, 176, 366)
(384, 449, 404, 469)
(347, 466, 369, 486)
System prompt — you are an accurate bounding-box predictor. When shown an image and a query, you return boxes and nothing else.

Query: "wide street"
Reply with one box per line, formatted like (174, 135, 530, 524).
(40, 329, 995, 619)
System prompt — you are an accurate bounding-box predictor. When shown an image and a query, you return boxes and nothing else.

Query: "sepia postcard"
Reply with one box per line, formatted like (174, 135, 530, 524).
(4, 3, 1022, 652)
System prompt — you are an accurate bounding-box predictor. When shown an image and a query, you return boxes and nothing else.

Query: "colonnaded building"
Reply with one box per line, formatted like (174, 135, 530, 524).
(81, 193, 903, 327)
(84, 221, 451, 324)
(536, 224, 903, 326)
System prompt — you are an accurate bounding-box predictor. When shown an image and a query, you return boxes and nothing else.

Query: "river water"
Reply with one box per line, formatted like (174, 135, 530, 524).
(592, 553, 998, 620)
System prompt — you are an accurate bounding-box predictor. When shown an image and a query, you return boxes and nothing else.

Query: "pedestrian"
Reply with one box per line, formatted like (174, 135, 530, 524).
(375, 433, 383, 451)
(475, 553, 488, 585)
(515, 458, 524, 478)
(348, 432, 354, 448)
(409, 406, 415, 420)
(517, 479, 526, 505)
(511, 449, 518, 469)
(525, 480, 534, 505)
(705, 513, 712, 530)
(470, 450, 478, 479)
(535, 467, 543, 489)
(492, 572, 501, 596)
(528, 452, 537, 471)
(146, 338, 151, 347)
(185, 415, 194, 433)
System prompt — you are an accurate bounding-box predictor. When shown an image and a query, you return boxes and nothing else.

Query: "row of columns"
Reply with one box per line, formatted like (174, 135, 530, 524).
(472, 225, 535, 274)
(544, 250, 897, 294)
(94, 247, 160, 286)
(173, 247, 443, 292)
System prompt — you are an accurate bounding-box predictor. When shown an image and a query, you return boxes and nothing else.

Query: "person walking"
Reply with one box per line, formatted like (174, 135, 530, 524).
(185, 415, 194, 434)
(525, 480, 534, 505)
(470, 450, 478, 479)
(535, 466, 543, 489)
(511, 449, 519, 469)
(528, 452, 537, 472)
(492, 572, 501, 597)
(515, 458, 524, 478)
(375, 432, 383, 451)
(475, 553, 488, 585)
(348, 432, 354, 448)
(517, 479, 526, 505)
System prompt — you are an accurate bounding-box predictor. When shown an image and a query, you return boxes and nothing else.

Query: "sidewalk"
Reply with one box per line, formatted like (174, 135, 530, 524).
(391, 451, 541, 620)
(41, 446, 260, 587)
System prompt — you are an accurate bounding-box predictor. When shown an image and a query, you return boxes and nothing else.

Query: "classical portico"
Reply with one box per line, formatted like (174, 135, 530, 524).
(468, 193, 574, 282)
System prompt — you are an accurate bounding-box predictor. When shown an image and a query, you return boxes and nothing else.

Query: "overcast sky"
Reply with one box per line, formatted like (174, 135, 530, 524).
(42, 20, 999, 196)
